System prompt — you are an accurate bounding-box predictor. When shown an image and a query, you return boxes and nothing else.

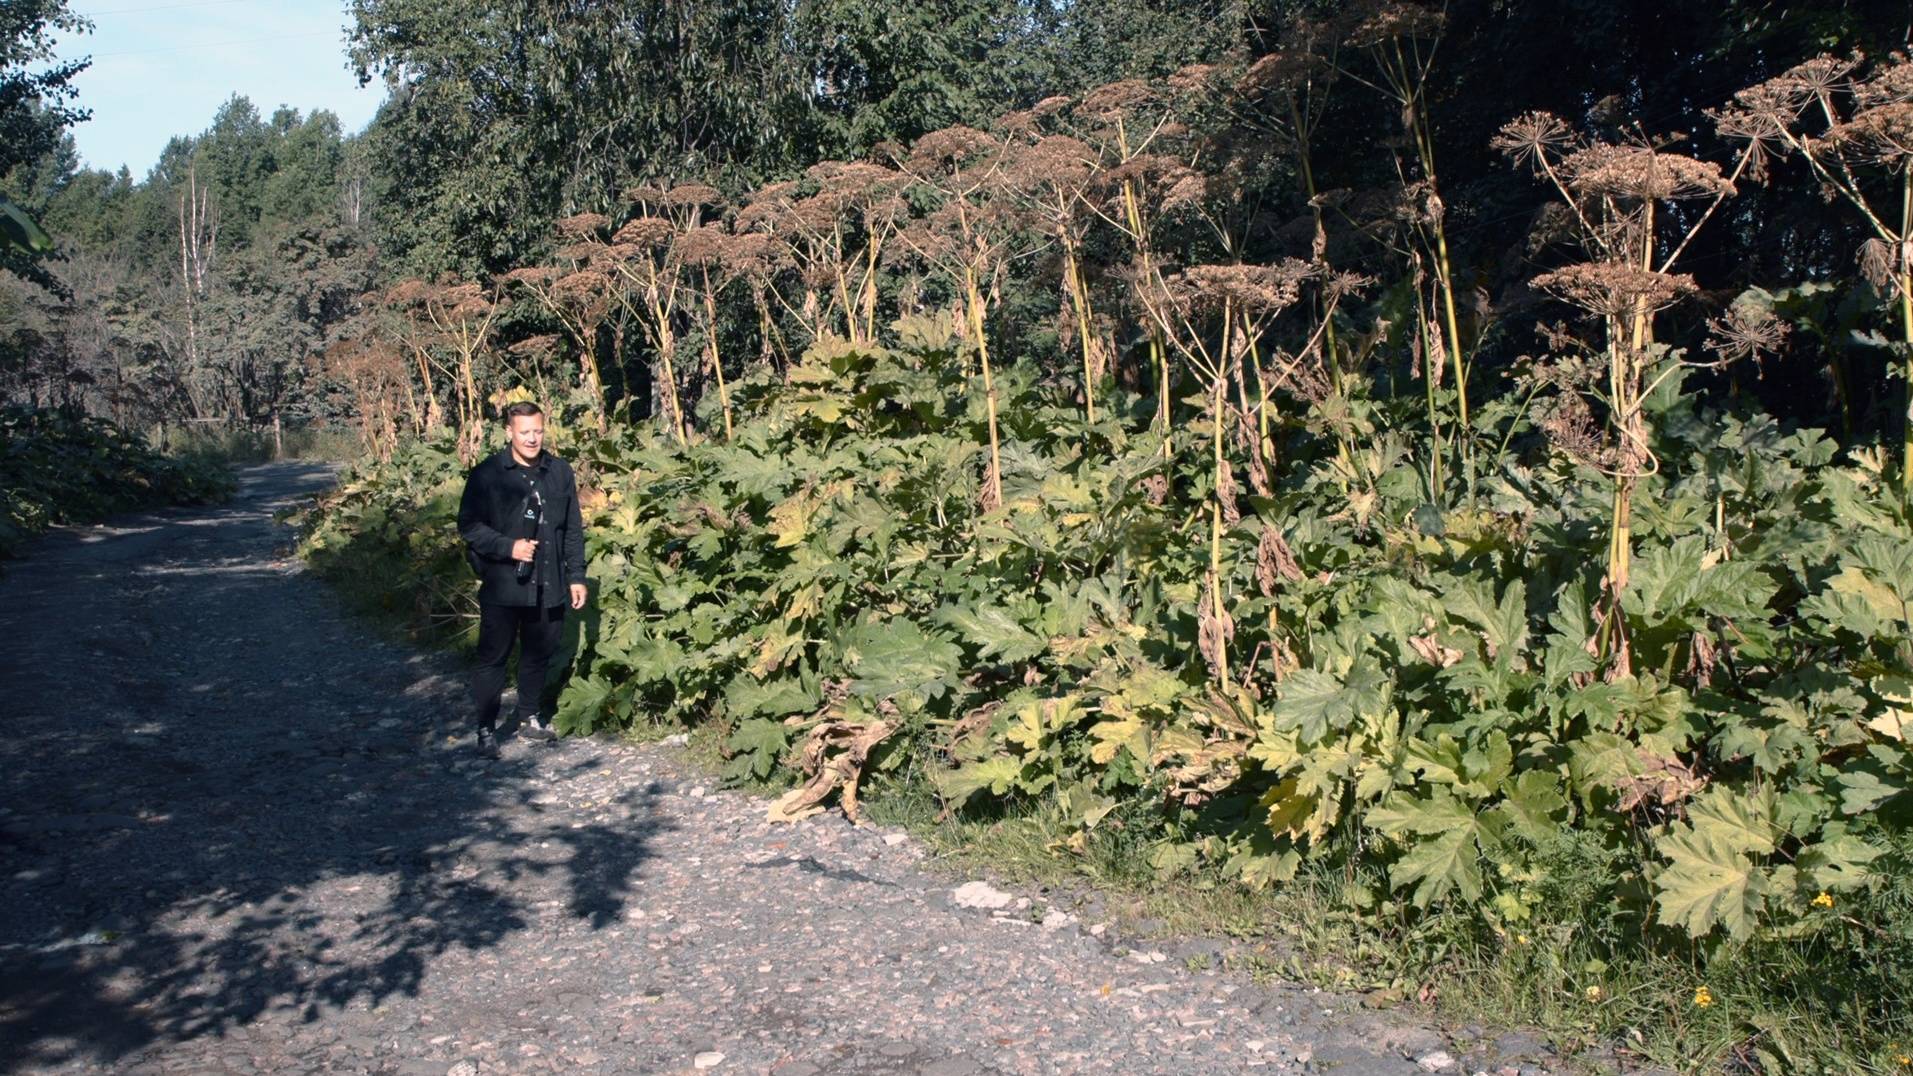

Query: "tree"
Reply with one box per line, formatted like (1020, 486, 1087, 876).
(1, 0, 89, 279)
(349, 0, 802, 277)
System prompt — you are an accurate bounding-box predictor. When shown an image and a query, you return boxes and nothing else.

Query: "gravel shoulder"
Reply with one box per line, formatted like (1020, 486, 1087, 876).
(0, 462, 1546, 1076)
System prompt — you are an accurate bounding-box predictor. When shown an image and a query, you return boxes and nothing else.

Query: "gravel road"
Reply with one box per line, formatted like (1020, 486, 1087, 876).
(0, 462, 1553, 1076)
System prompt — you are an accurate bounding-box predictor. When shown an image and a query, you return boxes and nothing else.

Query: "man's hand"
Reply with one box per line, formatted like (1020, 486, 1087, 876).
(569, 583, 588, 610)
(511, 539, 538, 562)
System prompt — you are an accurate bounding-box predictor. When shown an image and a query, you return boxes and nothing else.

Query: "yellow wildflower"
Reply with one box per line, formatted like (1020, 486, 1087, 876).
(1811, 891, 1834, 909)
(1693, 986, 1714, 1008)
(1585, 985, 1604, 1003)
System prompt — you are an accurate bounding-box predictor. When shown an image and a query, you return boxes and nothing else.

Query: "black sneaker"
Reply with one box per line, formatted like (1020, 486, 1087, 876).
(474, 727, 499, 757)
(518, 720, 557, 743)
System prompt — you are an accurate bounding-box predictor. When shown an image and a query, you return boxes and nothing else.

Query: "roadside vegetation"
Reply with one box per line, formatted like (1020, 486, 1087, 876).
(0, 406, 231, 557)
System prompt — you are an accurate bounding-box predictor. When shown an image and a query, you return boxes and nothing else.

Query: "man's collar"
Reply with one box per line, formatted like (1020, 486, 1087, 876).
(503, 448, 549, 472)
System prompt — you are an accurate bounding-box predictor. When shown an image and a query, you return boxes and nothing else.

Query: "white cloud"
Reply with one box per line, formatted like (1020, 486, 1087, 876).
(54, 0, 386, 177)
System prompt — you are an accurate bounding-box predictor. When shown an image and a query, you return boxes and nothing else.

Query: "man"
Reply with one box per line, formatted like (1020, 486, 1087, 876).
(457, 401, 589, 752)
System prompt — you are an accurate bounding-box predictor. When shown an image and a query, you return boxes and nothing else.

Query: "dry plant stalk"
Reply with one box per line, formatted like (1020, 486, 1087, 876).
(386, 278, 504, 462)
(1135, 261, 1319, 684)
(1002, 131, 1110, 422)
(676, 223, 749, 438)
(607, 185, 726, 443)
(892, 125, 1028, 512)
(737, 163, 906, 351)
(1073, 80, 1189, 446)
(504, 212, 621, 434)
(320, 317, 410, 460)
(378, 279, 446, 434)
(1335, 0, 1475, 489)
(1228, 29, 1348, 464)
(766, 718, 898, 824)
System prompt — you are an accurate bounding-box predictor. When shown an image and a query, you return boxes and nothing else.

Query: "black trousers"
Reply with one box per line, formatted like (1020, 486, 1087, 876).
(474, 602, 565, 730)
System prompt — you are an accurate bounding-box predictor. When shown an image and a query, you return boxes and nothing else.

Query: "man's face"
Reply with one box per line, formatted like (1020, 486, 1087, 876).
(508, 414, 545, 460)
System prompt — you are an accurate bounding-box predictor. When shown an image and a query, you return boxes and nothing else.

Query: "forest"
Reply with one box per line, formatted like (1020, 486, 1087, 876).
(7, 0, 1913, 1070)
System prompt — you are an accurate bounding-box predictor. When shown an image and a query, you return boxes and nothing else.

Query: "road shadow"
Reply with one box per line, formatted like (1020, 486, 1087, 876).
(0, 462, 668, 1071)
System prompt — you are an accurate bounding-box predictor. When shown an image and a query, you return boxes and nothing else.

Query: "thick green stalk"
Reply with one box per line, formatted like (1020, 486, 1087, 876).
(1901, 170, 1913, 509)
(1393, 39, 1469, 486)
(1290, 98, 1344, 397)
(965, 266, 1005, 509)
(1065, 246, 1098, 424)
(1416, 290, 1444, 498)
(702, 267, 733, 440)
(1209, 318, 1231, 686)
(1116, 114, 1172, 450)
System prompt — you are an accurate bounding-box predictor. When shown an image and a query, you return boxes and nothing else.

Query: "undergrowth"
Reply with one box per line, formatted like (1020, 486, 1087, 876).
(0, 405, 233, 558)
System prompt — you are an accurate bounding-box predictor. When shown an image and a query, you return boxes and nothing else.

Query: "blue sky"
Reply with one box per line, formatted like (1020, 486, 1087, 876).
(53, 0, 387, 178)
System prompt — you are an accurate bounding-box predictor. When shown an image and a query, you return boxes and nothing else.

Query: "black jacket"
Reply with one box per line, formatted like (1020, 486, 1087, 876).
(458, 449, 587, 607)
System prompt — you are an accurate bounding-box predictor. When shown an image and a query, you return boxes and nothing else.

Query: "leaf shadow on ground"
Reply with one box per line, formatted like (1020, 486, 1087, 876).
(0, 464, 672, 1071)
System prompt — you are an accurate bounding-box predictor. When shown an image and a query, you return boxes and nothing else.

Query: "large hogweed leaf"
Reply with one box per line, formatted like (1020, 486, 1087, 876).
(1271, 658, 1389, 742)
(1653, 786, 1778, 938)
(838, 617, 962, 703)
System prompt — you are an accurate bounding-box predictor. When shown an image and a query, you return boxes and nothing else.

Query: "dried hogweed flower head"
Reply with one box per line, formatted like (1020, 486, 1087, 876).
(1492, 111, 1578, 171)
(620, 183, 671, 207)
(1167, 261, 1315, 316)
(1559, 144, 1736, 201)
(1236, 51, 1318, 99)
(673, 224, 732, 267)
(1532, 261, 1698, 319)
(1860, 237, 1902, 293)
(806, 160, 904, 201)
(662, 183, 723, 208)
(721, 231, 780, 278)
(386, 278, 430, 304)
(1716, 54, 1863, 156)
(612, 216, 674, 249)
(502, 265, 558, 286)
(507, 334, 561, 360)
(1828, 101, 1913, 163)
(1855, 53, 1913, 108)
(441, 282, 493, 319)
(552, 269, 610, 306)
(554, 212, 609, 239)
(1344, 0, 1444, 47)
(1168, 63, 1220, 94)
(1015, 135, 1098, 190)
(905, 125, 995, 173)
(1076, 79, 1158, 120)
(1705, 303, 1790, 368)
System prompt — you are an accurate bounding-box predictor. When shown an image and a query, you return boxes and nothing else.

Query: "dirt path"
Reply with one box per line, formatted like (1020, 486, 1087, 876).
(0, 462, 1520, 1076)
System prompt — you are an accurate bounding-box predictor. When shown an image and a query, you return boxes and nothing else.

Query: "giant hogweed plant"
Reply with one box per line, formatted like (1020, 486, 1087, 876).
(1491, 112, 1761, 677)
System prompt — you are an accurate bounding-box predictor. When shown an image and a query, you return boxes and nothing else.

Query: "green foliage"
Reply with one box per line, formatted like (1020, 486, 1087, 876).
(310, 314, 1913, 1065)
(295, 431, 476, 633)
(0, 406, 232, 557)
